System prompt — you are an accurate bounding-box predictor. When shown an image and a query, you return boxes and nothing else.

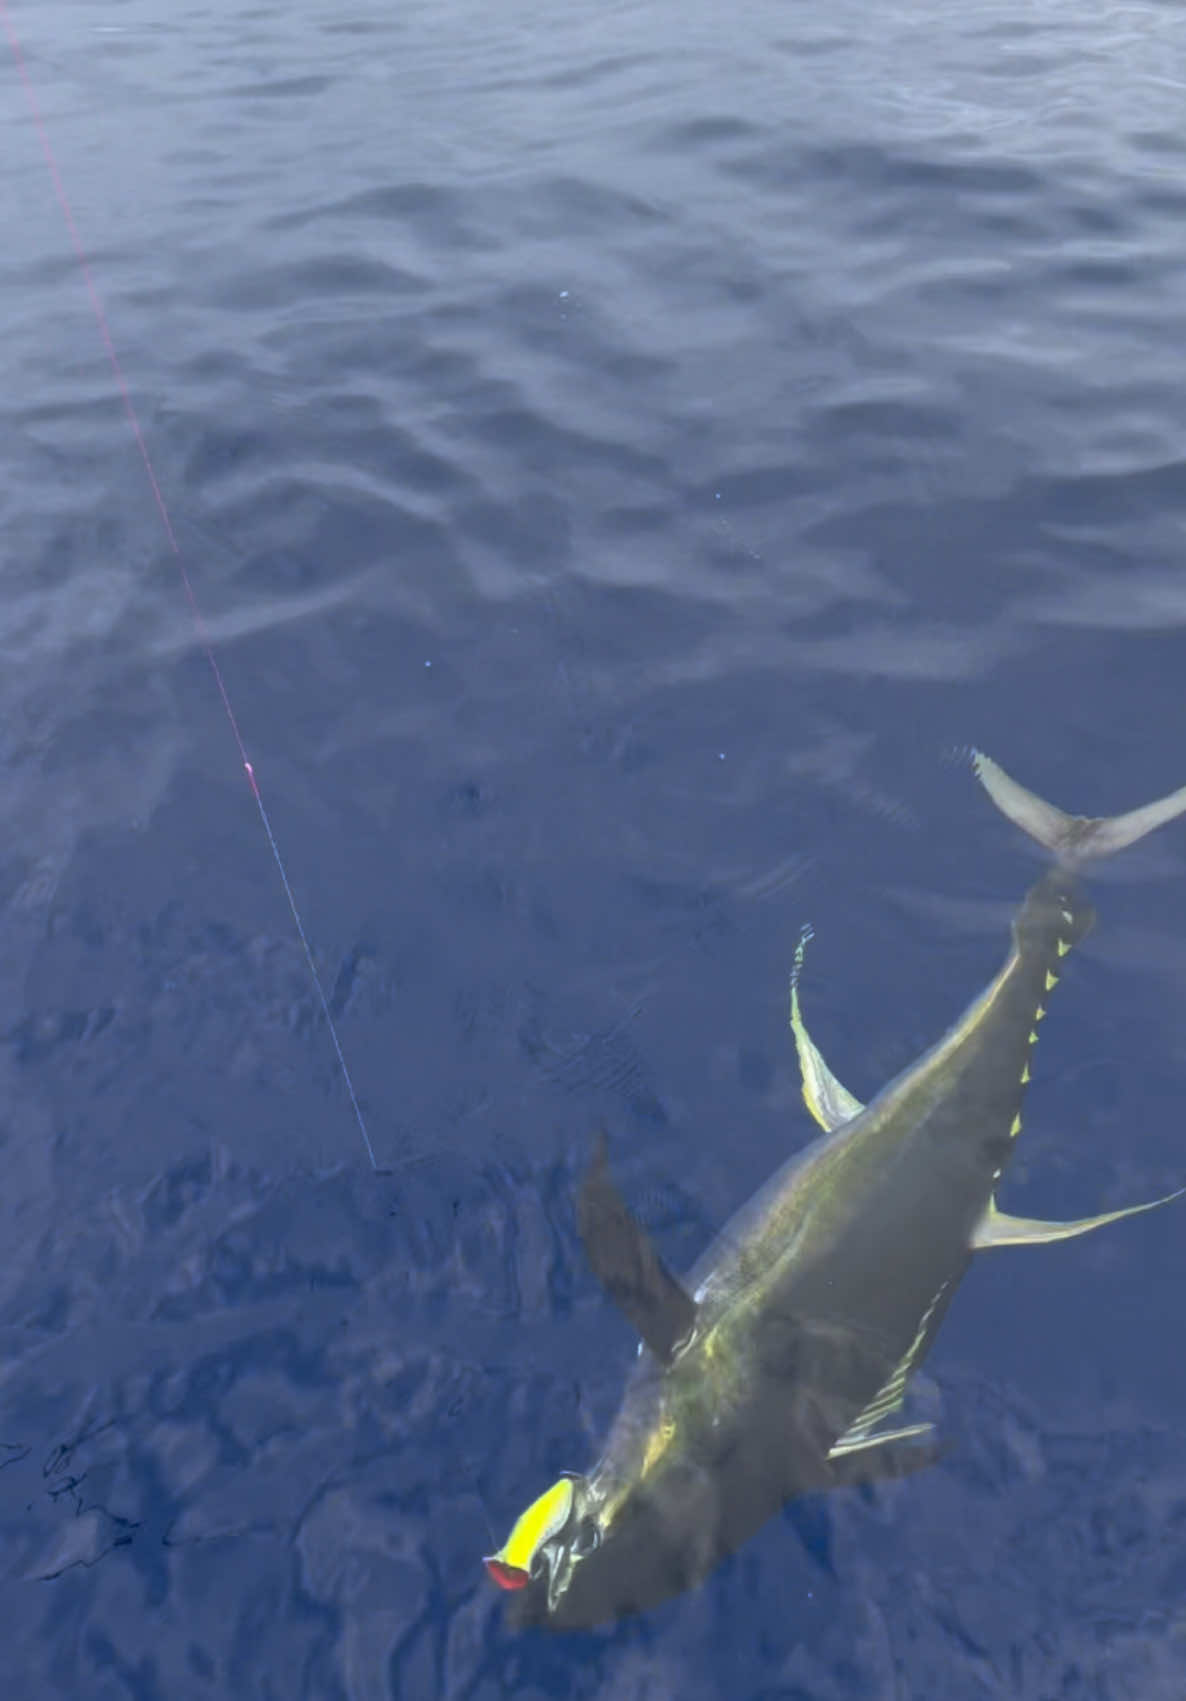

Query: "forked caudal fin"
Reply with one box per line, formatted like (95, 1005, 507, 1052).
(972, 751, 1186, 867)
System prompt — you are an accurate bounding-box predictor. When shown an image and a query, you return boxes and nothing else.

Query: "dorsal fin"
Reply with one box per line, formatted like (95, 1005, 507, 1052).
(790, 926, 865, 1132)
(576, 1134, 697, 1363)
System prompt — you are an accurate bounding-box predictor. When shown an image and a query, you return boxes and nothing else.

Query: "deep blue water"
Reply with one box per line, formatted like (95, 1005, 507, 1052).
(4, 0, 1186, 1695)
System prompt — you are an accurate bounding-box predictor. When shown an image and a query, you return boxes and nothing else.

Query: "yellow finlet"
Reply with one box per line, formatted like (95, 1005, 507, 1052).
(1045, 970, 1059, 991)
(641, 1415, 677, 1479)
(1056, 938, 1071, 957)
(1009, 1113, 1022, 1138)
(1020, 1061, 1030, 1084)
(1028, 1030, 1039, 1045)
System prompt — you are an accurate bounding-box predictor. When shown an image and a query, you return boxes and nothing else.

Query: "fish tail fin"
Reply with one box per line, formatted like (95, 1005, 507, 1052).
(972, 751, 1186, 867)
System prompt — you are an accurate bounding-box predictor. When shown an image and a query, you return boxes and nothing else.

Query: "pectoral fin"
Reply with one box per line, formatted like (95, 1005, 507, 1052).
(576, 1134, 698, 1363)
(790, 927, 865, 1132)
(972, 1188, 1185, 1251)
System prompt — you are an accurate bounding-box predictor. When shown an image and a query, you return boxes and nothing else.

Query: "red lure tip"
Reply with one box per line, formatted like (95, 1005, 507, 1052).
(484, 1557, 529, 1591)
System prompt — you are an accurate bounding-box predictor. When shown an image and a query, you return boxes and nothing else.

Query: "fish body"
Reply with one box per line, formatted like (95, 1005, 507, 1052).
(487, 755, 1186, 1628)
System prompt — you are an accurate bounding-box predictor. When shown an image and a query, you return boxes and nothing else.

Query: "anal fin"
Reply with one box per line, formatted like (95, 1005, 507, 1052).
(822, 1280, 952, 1466)
(972, 1188, 1185, 1250)
(828, 1420, 934, 1461)
(828, 1428, 948, 1490)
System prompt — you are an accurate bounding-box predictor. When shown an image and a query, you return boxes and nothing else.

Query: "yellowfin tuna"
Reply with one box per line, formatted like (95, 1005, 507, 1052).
(488, 754, 1186, 1627)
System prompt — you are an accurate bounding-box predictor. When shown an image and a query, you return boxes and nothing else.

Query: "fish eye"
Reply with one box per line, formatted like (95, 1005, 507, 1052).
(571, 1516, 600, 1558)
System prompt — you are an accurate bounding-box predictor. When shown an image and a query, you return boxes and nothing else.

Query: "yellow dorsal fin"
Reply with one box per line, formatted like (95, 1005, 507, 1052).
(789, 927, 865, 1132)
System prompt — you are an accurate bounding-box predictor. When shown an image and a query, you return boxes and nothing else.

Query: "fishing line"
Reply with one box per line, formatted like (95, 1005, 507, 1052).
(3, 4, 378, 1171)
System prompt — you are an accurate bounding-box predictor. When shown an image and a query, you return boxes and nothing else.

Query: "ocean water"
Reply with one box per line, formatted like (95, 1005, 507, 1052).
(4, 0, 1186, 1694)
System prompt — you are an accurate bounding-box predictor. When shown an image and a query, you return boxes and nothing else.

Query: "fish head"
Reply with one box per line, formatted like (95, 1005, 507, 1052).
(485, 1453, 732, 1629)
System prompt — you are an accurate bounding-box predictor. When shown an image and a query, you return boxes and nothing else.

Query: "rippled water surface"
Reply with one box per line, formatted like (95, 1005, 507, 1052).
(4, 0, 1186, 1694)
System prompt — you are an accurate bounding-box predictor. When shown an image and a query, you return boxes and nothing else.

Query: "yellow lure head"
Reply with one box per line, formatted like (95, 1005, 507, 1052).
(484, 1477, 574, 1592)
